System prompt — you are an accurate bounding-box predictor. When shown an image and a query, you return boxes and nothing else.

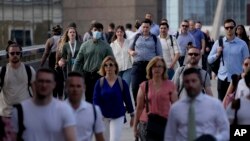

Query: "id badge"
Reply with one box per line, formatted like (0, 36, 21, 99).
(71, 58, 75, 65)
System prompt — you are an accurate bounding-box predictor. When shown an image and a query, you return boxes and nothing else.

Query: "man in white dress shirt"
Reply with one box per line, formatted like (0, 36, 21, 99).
(66, 71, 105, 141)
(165, 67, 229, 141)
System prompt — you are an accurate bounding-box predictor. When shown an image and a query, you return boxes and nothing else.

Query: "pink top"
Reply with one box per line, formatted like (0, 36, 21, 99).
(139, 80, 176, 122)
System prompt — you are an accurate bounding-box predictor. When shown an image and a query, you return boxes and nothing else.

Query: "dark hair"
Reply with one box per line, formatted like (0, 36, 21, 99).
(245, 69, 250, 88)
(224, 18, 236, 27)
(141, 19, 152, 26)
(235, 25, 250, 44)
(109, 23, 115, 29)
(68, 71, 84, 78)
(182, 19, 189, 23)
(36, 68, 56, 81)
(161, 18, 168, 24)
(93, 22, 104, 30)
(68, 22, 77, 28)
(195, 134, 216, 141)
(125, 23, 132, 30)
(111, 25, 127, 42)
(52, 25, 62, 35)
(6, 40, 22, 52)
(159, 22, 169, 28)
(183, 68, 202, 84)
(196, 21, 202, 24)
(134, 20, 141, 30)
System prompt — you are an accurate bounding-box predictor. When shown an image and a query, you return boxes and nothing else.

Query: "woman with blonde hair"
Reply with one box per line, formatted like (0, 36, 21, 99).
(133, 56, 177, 141)
(93, 56, 134, 141)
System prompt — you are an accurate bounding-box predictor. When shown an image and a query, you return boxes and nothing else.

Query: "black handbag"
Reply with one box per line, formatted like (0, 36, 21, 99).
(209, 37, 224, 75)
(145, 81, 167, 141)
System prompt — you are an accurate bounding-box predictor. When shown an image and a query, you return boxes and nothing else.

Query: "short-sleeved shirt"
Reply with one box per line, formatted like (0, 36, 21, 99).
(172, 66, 211, 98)
(158, 35, 180, 70)
(11, 98, 76, 141)
(177, 31, 196, 56)
(0, 63, 36, 117)
(67, 100, 105, 141)
(189, 29, 205, 49)
(235, 79, 250, 99)
(139, 80, 177, 122)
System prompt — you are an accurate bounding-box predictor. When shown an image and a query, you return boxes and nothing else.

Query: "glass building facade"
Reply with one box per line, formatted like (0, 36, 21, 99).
(166, 0, 250, 31)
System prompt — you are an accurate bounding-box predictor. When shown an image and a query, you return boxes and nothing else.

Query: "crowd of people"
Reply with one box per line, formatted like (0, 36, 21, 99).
(1, 12, 250, 141)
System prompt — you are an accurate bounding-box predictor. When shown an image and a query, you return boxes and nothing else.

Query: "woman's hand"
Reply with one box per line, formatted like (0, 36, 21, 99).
(130, 116, 134, 127)
(58, 59, 65, 67)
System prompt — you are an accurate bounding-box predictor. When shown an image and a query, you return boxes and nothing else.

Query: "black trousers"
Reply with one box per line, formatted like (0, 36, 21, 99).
(83, 71, 101, 103)
(217, 78, 230, 101)
(131, 61, 148, 106)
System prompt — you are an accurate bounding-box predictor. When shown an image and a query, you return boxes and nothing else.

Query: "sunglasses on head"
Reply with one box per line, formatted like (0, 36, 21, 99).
(104, 63, 114, 67)
(9, 52, 21, 56)
(188, 53, 199, 57)
(224, 26, 235, 30)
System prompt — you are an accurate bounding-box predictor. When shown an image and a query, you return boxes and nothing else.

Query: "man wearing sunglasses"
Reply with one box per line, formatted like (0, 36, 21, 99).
(0, 42, 36, 118)
(208, 18, 249, 101)
(176, 20, 196, 66)
(173, 47, 213, 98)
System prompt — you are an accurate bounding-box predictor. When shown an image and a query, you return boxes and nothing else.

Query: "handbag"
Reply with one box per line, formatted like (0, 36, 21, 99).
(209, 37, 224, 75)
(145, 81, 167, 141)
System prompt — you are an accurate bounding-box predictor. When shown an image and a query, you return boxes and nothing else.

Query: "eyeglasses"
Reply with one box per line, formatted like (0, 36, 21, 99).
(37, 79, 53, 84)
(104, 63, 114, 67)
(224, 26, 235, 30)
(9, 52, 21, 56)
(188, 53, 199, 57)
(182, 25, 189, 28)
(153, 65, 164, 68)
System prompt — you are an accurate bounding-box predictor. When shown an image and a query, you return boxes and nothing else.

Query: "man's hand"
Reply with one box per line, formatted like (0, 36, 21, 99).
(216, 46, 223, 57)
(129, 51, 137, 57)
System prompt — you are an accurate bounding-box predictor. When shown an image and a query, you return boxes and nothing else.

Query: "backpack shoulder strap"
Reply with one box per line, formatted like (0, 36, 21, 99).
(132, 33, 141, 50)
(145, 81, 149, 113)
(169, 35, 174, 47)
(151, 34, 157, 46)
(117, 76, 123, 92)
(177, 66, 186, 98)
(175, 31, 179, 39)
(218, 37, 224, 65)
(0, 66, 6, 92)
(24, 65, 32, 97)
(99, 77, 104, 88)
(13, 104, 25, 141)
(92, 104, 97, 132)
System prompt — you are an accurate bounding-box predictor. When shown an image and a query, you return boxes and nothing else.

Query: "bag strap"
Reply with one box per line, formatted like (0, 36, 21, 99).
(177, 66, 186, 98)
(218, 37, 224, 66)
(232, 99, 241, 125)
(92, 104, 97, 132)
(0, 66, 6, 92)
(13, 104, 25, 141)
(24, 65, 32, 97)
(169, 35, 174, 47)
(145, 81, 149, 113)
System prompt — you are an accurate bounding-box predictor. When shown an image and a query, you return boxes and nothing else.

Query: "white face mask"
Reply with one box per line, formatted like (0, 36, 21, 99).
(92, 31, 102, 40)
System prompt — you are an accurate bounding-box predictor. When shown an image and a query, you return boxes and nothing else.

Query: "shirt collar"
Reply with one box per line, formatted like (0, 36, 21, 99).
(224, 36, 237, 43)
(66, 99, 88, 111)
(184, 92, 204, 102)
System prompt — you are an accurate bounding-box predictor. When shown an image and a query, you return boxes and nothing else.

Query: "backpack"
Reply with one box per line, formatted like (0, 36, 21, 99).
(131, 33, 158, 50)
(177, 66, 208, 98)
(209, 37, 224, 75)
(0, 65, 32, 97)
(169, 35, 174, 48)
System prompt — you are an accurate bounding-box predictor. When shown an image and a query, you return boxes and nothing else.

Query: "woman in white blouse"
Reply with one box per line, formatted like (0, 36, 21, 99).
(110, 25, 132, 86)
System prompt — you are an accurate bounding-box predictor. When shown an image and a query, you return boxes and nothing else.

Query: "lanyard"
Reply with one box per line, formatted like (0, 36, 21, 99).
(69, 41, 76, 58)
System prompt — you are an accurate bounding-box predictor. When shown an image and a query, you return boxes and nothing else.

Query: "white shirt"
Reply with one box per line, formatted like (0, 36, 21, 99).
(227, 97, 250, 125)
(158, 35, 180, 70)
(165, 93, 229, 141)
(0, 63, 36, 117)
(125, 30, 135, 40)
(67, 100, 105, 141)
(235, 79, 250, 99)
(110, 39, 132, 71)
(12, 98, 76, 141)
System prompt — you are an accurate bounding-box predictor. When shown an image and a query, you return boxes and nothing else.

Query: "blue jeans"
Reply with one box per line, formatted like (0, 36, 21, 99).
(119, 68, 132, 86)
(167, 68, 175, 80)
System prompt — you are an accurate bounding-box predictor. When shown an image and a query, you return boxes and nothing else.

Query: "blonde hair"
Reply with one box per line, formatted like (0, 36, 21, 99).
(146, 56, 168, 80)
(98, 56, 119, 76)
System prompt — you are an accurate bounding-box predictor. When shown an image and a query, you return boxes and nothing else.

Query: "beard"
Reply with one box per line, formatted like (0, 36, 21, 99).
(11, 58, 20, 64)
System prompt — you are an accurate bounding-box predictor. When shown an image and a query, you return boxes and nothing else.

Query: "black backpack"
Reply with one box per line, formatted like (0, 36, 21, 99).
(209, 37, 224, 75)
(0, 65, 32, 97)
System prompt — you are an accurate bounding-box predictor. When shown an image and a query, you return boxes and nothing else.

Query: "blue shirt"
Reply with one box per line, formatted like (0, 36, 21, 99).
(177, 32, 196, 56)
(129, 34, 163, 62)
(189, 29, 204, 49)
(139, 23, 160, 36)
(93, 78, 134, 118)
(208, 37, 249, 81)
